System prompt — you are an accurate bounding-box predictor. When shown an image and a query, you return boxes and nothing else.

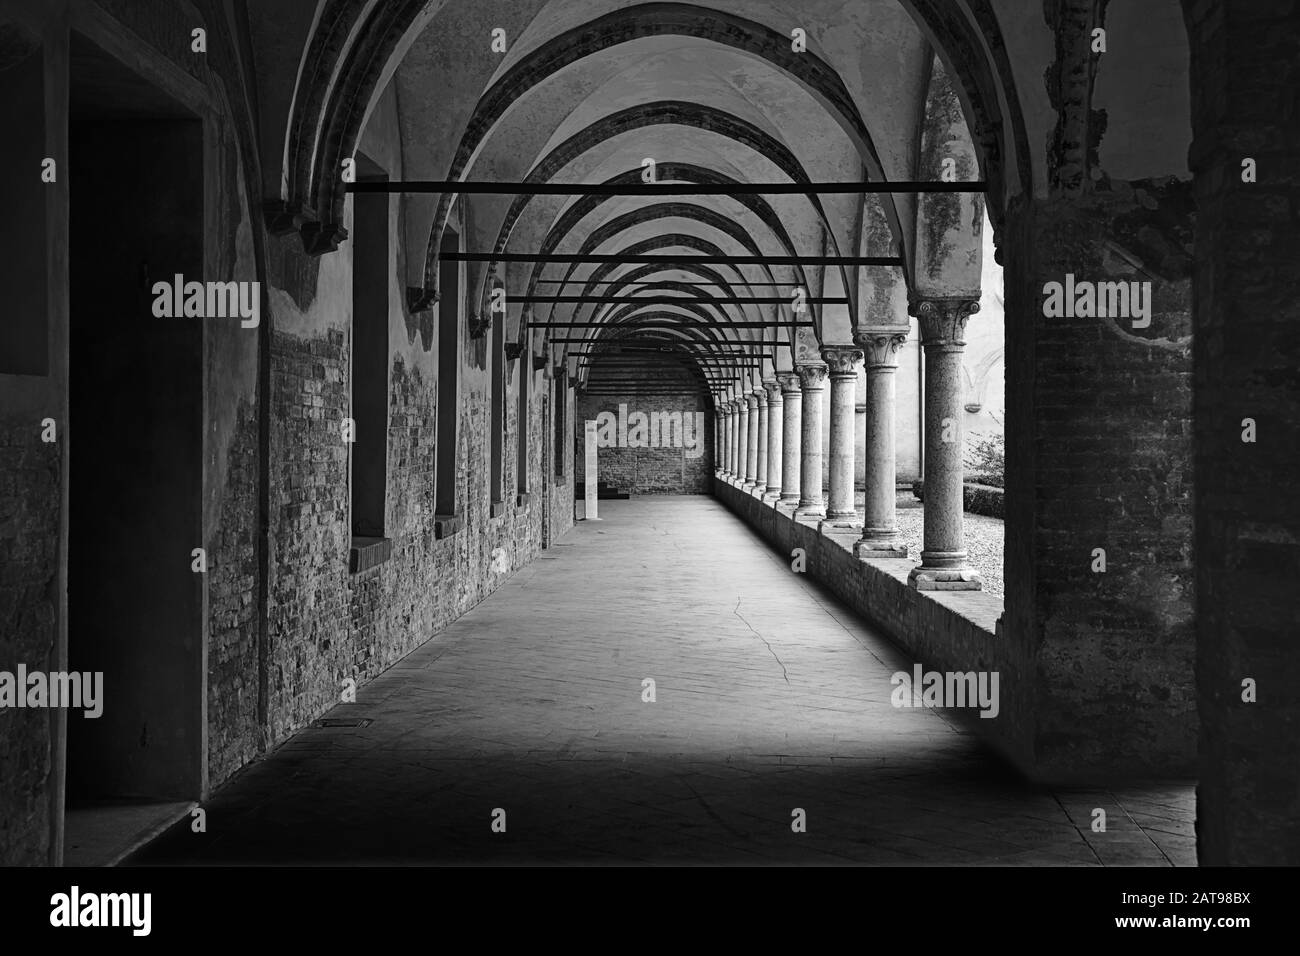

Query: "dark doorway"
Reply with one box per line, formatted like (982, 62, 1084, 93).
(66, 34, 204, 826)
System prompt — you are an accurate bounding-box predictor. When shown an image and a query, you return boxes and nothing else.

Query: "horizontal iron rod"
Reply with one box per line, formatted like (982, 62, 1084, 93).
(518, 295, 844, 304)
(536, 279, 800, 287)
(348, 181, 985, 195)
(531, 321, 811, 328)
(449, 252, 899, 266)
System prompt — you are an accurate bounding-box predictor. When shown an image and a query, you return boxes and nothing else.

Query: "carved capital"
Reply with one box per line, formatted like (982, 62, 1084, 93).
(532, 352, 548, 371)
(852, 329, 910, 369)
(752, 387, 767, 406)
(744, 393, 759, 410)
(908, 296, 980, 348)
(468, 314, 490, 339)
(776, 371, 801, 395)
(504, 342, 525, 361)
(796, 364, 828, 390)
(821, 345, 864, 378)
(763, 380, 783, 403)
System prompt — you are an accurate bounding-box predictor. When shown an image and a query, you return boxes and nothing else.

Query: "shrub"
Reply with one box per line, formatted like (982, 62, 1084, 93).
(965, 431, 1005, 489)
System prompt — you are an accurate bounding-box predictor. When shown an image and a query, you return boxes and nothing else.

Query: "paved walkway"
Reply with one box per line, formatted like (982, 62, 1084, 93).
(130, 497, 1194, 865)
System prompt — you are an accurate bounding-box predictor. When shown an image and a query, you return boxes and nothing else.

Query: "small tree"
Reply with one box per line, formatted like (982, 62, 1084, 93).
(965, 430, 1005, 488)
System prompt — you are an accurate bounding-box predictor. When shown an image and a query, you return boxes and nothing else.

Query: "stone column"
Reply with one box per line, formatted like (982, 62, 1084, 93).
(753, 387, 768, 493)
(794, 364, 828, 518)
(743, 392, 759, 487)
(777, 372, 801, 502)
(722, 401, 734, 476)
(728, 398, 738, 479)
(717, 402, 726, 475)
(763, 380, 783, 499)
(736, 395, 750, 486)
(821, 345, 864, 528)
(908, 297, 981, 590)
(853, 330, 910, 559)
(717, 405, 728, 476)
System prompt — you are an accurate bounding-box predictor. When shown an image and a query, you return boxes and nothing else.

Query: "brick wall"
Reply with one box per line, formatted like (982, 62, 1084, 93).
(575, 358, 714, 494)
(206, 399, 261, 785)
(0, 420, 59, 864)
(1186, 0, 1300, 865)
(1002, 188, 1196, 780)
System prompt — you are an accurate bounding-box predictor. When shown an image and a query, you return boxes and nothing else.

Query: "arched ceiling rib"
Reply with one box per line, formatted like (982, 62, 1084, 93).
(285, 0, 1000, 399)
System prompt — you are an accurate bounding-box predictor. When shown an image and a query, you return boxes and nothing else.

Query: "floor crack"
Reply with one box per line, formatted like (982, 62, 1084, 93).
(734, 597, 790, 685)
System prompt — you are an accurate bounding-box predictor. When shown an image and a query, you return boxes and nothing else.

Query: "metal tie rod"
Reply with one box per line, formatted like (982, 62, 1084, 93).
(516, 295, 846, 304)
(447, 252, 899, 266)
(347, 181, 985, 195)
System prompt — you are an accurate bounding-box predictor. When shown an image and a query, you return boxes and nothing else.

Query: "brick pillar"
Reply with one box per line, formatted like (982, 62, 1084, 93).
(753, 388, 768, 493)
(743, 392, 759, 487)
(908, 297, 981, 590)
(853, 330, 910, 559)
(1187, 0, 1300, 865)
(794, 364, 828, 518)
(821, 345, 864, 527)
(778, 372, 801, 502)
(763, 380, 783, 499)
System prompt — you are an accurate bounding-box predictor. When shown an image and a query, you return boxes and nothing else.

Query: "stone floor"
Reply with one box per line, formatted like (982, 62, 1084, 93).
(130, 496, 1193, 866)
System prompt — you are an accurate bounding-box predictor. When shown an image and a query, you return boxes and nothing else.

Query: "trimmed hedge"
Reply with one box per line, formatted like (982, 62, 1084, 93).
(911, 480, 1004, 520)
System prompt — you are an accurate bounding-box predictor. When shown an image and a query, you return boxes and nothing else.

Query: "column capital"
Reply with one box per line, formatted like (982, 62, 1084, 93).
(820, 345, 864, 378)
(776, 371, 801, 395)
(763, 380, 783, 403)
(744, 393, 759, 409)
(852, 328, 910, 369)
(796, 364, 828, 389)
(908, 296, 980, 347)
(752, 387, 767, 405)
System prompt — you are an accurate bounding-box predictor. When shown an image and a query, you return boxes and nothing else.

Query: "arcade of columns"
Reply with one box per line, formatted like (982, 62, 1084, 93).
(715, 296, 982, 591)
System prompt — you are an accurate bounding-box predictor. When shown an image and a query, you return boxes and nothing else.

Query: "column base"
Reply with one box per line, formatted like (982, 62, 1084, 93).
(762, 489, 782, 501)
(818, 513, 861, 533)
(794, 501, 826, 519)
(855, 539, 910, 560)
(907, 564, 983, 591)
(779, 493, 800, 503)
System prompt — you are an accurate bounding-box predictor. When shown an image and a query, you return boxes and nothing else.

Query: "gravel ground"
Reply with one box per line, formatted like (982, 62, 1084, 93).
(854, 491, 1005, 597)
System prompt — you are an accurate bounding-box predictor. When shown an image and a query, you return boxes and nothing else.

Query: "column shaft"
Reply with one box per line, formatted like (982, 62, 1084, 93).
(743, 394, 759, 486)
(854, 332, 910, 558)
(778, 373, 801, 502)
(764, 381, 783, 499)
(821, 346, 863, 526)
(908, 299, 982, 590)
(754, 389, 768, 492)
(794, 365, 828, 517)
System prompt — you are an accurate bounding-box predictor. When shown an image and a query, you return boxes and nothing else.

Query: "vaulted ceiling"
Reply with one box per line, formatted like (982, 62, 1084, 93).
(258, 0, 1005, 399)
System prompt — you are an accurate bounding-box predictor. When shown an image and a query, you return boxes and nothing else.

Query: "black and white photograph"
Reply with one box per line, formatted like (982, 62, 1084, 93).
(0, 0, 1294, 937)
